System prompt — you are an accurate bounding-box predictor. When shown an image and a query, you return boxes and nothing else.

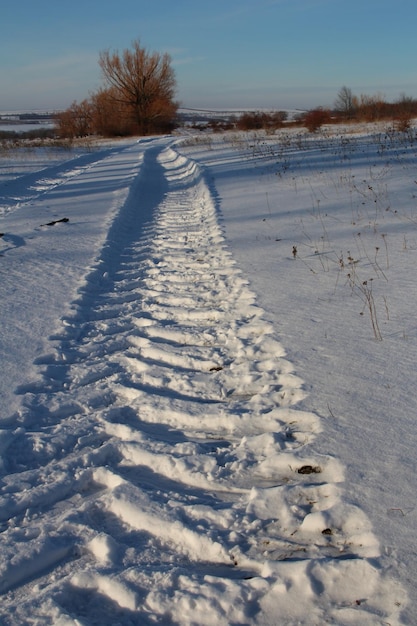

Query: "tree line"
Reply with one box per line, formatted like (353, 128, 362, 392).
(301, 87, 417, 132)
(234, 89, 417, 134)
(55, 41, 417, 139)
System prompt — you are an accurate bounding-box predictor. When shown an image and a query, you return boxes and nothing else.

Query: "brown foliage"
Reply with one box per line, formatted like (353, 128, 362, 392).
(56, 39, 178, 138)
(303, 108, 331, 132)
(236, 111, 287, 131)
(393, 111, 412, 133)
(55, 99, 93, 138)
(333, 87, 417, 125)
(90, 88, 136, 137)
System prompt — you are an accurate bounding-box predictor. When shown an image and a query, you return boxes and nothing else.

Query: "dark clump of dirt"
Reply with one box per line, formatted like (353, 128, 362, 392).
(41, 217, 69, 227)
(297, 465, 322, 475)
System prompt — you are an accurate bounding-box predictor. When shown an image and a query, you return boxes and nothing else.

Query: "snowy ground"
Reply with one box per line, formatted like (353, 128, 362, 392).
(0, 126, 415, 624)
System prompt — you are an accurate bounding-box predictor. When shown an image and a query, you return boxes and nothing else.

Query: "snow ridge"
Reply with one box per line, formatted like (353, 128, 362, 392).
(0, 141, 403, 624)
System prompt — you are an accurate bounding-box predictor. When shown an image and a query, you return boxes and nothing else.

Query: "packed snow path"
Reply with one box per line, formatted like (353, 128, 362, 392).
(0, 140, 403, 624)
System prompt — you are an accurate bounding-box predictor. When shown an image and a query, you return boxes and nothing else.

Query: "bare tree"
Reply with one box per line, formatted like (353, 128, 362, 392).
(334, 86, 355, 118)
(99, 40, 177, 135)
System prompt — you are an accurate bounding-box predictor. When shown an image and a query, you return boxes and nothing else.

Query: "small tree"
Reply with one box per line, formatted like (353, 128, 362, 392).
(334, 86, 355, 118)
(98, 39, 178, 135)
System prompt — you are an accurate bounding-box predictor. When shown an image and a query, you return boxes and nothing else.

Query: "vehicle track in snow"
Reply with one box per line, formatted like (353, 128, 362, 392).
(0, 142, 401, 624)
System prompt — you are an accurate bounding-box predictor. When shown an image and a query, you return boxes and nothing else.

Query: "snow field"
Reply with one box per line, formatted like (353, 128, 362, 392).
(0, 136, 407, 624)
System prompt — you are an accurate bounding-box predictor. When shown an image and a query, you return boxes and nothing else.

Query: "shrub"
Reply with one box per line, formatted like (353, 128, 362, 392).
(393, 113, 412, 133)
(303, 108, 331, 132)
(236, 111, 287, 132)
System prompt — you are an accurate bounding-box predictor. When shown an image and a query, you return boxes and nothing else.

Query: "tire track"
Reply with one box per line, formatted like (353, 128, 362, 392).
(0, 142, 399, 624)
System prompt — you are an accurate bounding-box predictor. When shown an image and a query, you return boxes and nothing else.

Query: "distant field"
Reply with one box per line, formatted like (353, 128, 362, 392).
(0, 110, 56, 134)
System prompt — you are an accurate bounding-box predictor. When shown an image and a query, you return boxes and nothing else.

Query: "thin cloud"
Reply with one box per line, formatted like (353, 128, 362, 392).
(16, 52, 98, 76)
(173, 55, 206, 67)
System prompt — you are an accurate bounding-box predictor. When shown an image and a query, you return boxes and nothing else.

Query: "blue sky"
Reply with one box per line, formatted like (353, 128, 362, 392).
(1, 0, 416, 112)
